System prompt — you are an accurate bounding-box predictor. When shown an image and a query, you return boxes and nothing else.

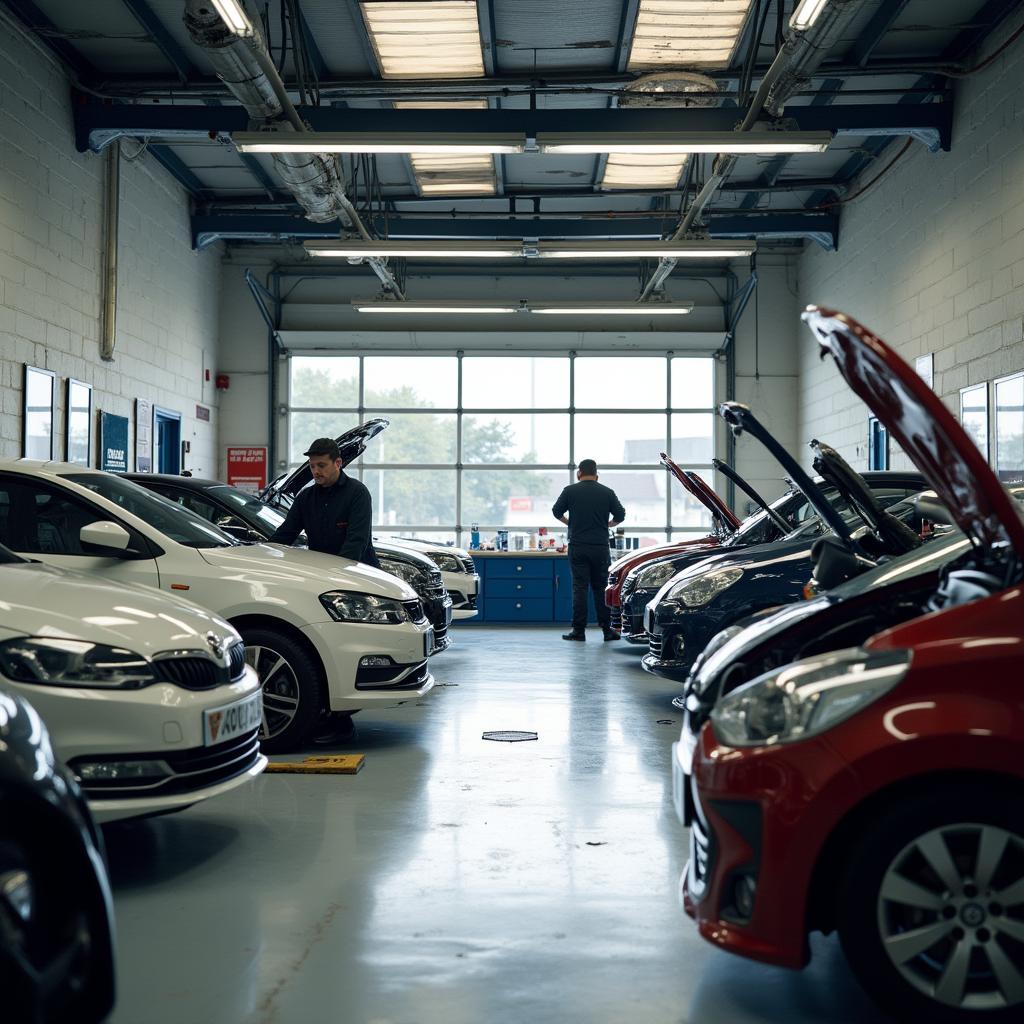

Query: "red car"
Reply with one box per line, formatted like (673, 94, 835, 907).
(679, 307, 1024, 1023)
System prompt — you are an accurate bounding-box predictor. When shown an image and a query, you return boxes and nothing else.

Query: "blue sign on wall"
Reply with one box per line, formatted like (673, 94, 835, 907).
(100, 411, 129, 473)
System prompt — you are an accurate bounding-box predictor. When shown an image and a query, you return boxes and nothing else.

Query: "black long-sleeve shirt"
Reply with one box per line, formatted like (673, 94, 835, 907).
(552, 480, 626, 545)
(269, 473, 380, 566)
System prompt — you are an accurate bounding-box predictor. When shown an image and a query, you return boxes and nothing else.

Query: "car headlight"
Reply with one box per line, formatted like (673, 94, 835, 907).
(0, 637, 156, 689)
(378, 558, 426, 587)
(427, 552, 462, 573)
(710, 647, 912, 747)
(320, 591, 408, 624)
(668, 566, 744, 607)
(636, 561, 679, 588)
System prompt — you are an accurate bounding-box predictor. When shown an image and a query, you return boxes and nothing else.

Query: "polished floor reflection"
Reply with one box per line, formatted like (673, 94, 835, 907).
(103, 626, 888, 1024)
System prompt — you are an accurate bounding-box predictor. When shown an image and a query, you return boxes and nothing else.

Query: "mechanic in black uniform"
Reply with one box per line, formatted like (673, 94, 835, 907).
(269, 437, 380, 568)
(552, 458, 626, 642)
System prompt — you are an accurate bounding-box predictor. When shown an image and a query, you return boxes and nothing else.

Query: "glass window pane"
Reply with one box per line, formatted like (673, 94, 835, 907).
(960, 384, 989, 460)
(363, 469, 456, 526)
(364, 356, 457, 408)
(574, 357, 666, 409)
(378, 530, 458, 547)
(575, 413, 667, 464)
(669, 413, 714, 464)
(995, 374, 1023, 482)
(367, 414, 456, 464)
(289, 412, 366, 465)
(462, 469, 570, 528)
(592, 469, 667, 527)
(290, 357, 359, 407)
(462, 357, 569, 409)
(463, 414, 569, 464)
(623, 529, 671, 550)
(671, 358, 714, 408)
(671, 478, 716, 530)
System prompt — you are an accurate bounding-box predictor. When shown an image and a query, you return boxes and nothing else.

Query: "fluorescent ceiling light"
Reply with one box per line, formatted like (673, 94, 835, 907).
(601, 153, 689, 190)
(307, 241, 524, 259)
(353, 301, 520, 314)
(531, 304, 694, 315)
(209, 0, 255, 37)
(536, 241, 755, 259)
(232, 132, 523, 155)
(361, 1, 484, 79)
(790, 0, 829, 31)
(539, 131, 832, 155)
(627, 1, 755, 70)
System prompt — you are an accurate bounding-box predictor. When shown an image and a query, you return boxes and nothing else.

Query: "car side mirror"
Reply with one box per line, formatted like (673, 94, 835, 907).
(811, 535, 875, 590)
(80, 521, 133, 556)
(215, 516, 258, 541)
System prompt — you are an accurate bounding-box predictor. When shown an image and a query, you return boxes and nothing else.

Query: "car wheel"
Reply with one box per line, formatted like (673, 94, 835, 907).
(241, 628, 324, 754)
(0, 834, 112, 1024)
(837, 790, 1024, 1023)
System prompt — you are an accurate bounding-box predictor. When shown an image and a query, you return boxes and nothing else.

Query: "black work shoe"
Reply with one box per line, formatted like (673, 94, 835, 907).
(602, 629, 620, 642)
(670, 694, 687, 712)
(562, 632, 586, 641)
(312, 713, 356, 746)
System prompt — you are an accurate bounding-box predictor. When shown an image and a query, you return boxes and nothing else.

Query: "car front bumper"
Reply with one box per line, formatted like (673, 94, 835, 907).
(302, 617, 435, 711)
(641, 603, 720, 680)
(448, 572, 480, 619)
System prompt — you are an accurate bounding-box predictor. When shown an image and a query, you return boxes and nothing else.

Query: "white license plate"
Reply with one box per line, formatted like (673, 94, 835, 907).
(203, 693, 262, 747)
(424, 628, 435, 656)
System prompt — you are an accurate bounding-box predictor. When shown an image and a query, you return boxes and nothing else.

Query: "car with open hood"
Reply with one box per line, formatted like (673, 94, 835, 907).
(125, 471, 454, 654)
(0, 683, 115, 1023)
(640, 429, 929, 680)
(680, 307, 1024, 1024)
(260, 419, 479, 619)
(0, 540, 265, 822)
(0, 463, 434, 753)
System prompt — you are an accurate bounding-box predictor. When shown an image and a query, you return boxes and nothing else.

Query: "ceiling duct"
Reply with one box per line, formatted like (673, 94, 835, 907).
(183, 0, 403, 295)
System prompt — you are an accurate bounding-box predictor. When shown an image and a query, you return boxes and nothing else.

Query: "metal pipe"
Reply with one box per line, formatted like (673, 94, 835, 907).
(100, 142, 120, 361)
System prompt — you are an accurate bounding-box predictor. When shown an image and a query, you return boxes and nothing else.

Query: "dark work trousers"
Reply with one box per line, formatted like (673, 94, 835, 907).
(569, 542, 611, 633)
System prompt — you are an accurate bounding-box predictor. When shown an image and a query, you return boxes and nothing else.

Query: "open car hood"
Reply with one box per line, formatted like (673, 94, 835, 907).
(661, 453, 740, 534)
(803, 307, 1024, 557)
(261, 418, 389, 502)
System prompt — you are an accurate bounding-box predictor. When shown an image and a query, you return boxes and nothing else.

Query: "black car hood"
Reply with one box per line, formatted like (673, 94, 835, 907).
(261, 418, 389, 502)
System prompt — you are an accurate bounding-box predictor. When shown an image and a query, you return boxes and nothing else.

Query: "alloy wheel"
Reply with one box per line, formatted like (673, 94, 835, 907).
(877, 823, 1024, 1011)
(247, 645, 301, 741)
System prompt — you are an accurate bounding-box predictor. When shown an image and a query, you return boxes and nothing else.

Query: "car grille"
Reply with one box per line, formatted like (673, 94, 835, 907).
(609, 608, 623, 632)
(72, 729, 261, 797)
(607, 572, 619, 587)
(427, 569, 444, 589)
(355, 659, 431, 690)
(621, 575, 636, 599)
(647, 632, 663, 660)
(460, 555, 476, 573)
(688, 784, 715, 900)
(403, 599, 426, 623)
(153, 641, 246, 690)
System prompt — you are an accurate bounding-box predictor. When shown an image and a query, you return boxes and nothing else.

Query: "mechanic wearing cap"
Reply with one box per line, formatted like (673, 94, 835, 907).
(269, 437, 380, 568)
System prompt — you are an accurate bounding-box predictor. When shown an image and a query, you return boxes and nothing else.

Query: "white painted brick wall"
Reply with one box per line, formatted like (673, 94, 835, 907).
(796, 12, 1024, 471)
(0, 17, 223, 473)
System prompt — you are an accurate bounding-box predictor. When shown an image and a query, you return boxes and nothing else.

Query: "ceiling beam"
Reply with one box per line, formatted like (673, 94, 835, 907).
(296, 4, 328, 80)
(191, 211, 836, 249)
(73, 99, 955, 153)
(847, 0, 912, 67)
(120, 0, 196, 82)
(614, 0, 641, 73)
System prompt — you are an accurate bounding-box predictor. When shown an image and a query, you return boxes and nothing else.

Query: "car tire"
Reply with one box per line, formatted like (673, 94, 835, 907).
(241, 627, 324, 754)
(836, 788, 1024, 1024)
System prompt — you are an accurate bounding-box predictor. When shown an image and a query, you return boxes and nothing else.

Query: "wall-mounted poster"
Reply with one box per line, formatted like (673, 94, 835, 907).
(136, 398, 152, 473)
(959, 382, 989, 460)
(994, 371, 1023, 483)
(23, 365, 56, 459)
(66, 379, 92, 465)
(226, 447, 268, 493)
(100, 412, 129, 473)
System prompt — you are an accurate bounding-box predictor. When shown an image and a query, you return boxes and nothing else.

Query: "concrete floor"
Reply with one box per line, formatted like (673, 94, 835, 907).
(102, 626, 888, 1024)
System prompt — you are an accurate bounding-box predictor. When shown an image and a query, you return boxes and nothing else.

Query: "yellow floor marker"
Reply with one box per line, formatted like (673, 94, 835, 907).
(265, 754, 365, 775)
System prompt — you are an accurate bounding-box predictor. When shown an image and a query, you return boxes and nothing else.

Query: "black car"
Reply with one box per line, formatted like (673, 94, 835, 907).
(125, 471, 454, 655)
(0, 686, 116, 1024)
(641, 406, 931, 681)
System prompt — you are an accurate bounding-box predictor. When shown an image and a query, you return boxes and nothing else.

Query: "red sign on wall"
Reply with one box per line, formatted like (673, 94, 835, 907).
(509, 497, 533, 512)
(226, 447, 268, 492)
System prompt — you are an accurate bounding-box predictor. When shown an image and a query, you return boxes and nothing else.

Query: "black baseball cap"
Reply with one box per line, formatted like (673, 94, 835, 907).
(303, 438, 341, 460)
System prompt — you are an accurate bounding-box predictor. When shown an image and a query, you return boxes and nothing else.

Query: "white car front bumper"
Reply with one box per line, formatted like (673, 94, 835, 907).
(302, 617, 436, 712)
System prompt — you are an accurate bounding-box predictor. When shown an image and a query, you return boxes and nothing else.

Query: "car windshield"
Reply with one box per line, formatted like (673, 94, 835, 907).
(209, 485, 287, 530)
(731, 490, 810, 543)
(62, 474, 237, 549)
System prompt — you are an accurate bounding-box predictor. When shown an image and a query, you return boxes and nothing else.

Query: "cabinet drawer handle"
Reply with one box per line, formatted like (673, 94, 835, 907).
(516, 565, 523, 572)
(515, 602, 522, 609)
(516, 584, 523, 590)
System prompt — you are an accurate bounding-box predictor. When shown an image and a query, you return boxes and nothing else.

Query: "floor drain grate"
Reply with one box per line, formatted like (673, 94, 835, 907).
(482, 731, 538, 743)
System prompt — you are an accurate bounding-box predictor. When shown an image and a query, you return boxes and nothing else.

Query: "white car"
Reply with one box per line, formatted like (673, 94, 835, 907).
(0, 462, 435, 752)
(0, 542, 265, 822)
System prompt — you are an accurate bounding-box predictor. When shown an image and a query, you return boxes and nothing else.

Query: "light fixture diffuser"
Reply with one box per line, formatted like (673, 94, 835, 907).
(531, 304, 694, 316)
(307, 241, 524, 259)
(627, 0, 756, 70)
(539, 131, 832, 155)
(361, 1, 484, 79)
(790, 0, 830, 31)
(209, 0, 255, 37)
(536, 240, 755, 259)
(353, 301, 520, 314)
(232, 132, 523, 155)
